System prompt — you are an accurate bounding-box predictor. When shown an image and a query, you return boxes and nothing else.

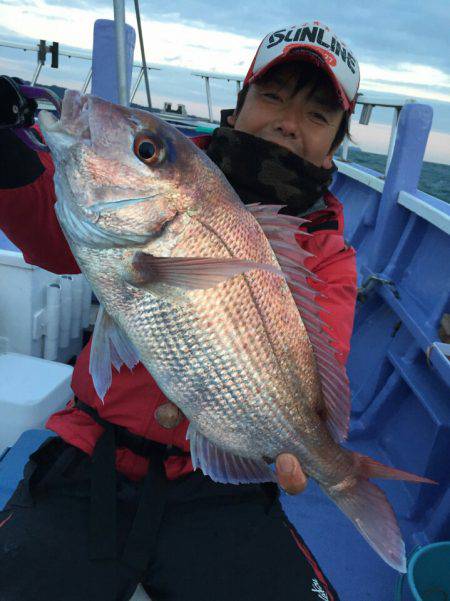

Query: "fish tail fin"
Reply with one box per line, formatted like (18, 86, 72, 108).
(325, 453, 436, 572)
(327, 477, 407, 572)
(355, 452, 437, 484)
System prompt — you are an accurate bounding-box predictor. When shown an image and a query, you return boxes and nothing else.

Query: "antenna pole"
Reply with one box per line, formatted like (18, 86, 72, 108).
(133, 0, 152, 107)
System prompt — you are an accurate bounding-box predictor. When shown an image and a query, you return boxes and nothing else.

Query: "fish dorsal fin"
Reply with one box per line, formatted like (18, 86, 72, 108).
(247, 203, 351, 442)
(187, 424, 276, 484)
(89, 305, 140, 402)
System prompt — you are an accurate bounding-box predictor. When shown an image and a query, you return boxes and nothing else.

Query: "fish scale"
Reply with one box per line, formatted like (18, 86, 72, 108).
(129, 288, 297, 455)
(82, 195, 324, 459)
(112, 264, 301, 456)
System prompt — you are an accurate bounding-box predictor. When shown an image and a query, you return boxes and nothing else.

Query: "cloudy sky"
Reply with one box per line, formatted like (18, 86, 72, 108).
(1, 0, 449, 163)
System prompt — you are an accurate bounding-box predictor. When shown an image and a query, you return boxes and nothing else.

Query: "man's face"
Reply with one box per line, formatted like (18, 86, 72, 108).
(228, 63, 345, 169)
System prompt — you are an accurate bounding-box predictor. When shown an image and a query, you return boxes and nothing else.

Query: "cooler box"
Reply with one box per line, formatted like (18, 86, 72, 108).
(0, 352, 73, 453)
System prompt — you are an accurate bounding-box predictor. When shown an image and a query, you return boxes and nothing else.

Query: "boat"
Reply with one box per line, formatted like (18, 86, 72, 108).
(0, 7, 449, 600)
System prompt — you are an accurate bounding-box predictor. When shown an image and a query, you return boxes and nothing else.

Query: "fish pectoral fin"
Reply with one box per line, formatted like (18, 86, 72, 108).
(187, 424, 277, 485)
(89, 305, 140, 402)
(124, 252, 283, 291)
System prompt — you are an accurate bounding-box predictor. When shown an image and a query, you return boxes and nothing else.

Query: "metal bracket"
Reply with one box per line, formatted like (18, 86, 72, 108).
(425, 342, 450, 381)
(357, 274, 400, 303)
(32, 39, 59, 85)
(37, 39, 59, 68)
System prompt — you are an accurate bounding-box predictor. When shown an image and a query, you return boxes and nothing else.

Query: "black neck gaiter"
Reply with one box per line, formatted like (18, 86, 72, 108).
(206, 127, 336, 216)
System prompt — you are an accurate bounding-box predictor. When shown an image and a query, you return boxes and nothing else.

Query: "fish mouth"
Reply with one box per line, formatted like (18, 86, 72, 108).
(40, 91, 168, 248)
(88, 193, 161, 215)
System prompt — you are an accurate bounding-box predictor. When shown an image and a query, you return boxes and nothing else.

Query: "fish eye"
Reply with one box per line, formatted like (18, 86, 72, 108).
(133, 132, 161, 165)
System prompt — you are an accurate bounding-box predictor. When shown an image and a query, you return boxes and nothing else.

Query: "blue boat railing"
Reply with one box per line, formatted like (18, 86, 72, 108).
(330, 102, 449, 555)
(340, 94, 418, 176)
(398, 189, 450, 235)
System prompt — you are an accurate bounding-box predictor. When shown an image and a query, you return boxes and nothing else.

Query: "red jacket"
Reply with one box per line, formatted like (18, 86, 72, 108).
(0, 135, 357, 481)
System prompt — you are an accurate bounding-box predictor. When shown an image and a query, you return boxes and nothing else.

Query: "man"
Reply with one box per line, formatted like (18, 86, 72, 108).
(0, 21, 358, 601)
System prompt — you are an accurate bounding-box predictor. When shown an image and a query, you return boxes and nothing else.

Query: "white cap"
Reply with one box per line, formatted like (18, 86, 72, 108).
(244, 22, 360, 112)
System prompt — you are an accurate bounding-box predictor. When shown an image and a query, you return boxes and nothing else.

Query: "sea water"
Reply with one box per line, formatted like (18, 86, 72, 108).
(343, 148, 450, 203)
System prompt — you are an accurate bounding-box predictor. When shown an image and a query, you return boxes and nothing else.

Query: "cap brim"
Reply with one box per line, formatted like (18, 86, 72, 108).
(247, 46, 352, 111)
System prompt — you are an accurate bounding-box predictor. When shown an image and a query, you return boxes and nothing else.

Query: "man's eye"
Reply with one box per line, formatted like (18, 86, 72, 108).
(312, 112, 328, 123)
(263, 92, 281, 101)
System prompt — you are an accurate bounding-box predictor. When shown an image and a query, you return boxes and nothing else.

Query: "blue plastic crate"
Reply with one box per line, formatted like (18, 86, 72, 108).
(0, 429, 56, 510)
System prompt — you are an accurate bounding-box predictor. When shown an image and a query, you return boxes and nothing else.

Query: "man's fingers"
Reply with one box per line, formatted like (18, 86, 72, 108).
(275, 454, 308, 495)
(154, 407, 307, 494)
(155, 402, 184, 429)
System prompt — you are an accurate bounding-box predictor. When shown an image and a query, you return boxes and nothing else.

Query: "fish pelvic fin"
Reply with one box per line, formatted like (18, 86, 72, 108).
(124, 252, 283, 292)
(247, 203, 351, 443)
(187, 424, 276, 485)
(89, 305, 140, 402)
(324, 453, 437, 572)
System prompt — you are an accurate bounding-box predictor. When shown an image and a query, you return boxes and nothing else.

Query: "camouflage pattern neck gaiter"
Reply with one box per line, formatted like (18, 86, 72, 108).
(206, 127, 336, 216)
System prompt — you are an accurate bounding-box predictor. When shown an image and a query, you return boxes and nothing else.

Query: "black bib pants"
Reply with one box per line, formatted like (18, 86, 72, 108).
(0, 402, 339, 601)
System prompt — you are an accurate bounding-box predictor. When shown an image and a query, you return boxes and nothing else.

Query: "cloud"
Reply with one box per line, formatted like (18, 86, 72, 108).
(37, 0, 448, 80)
(361, 82, 450, 104)
(2, 0, 449, 103)
(0, 0, 260, 75)
(7, 0, 449, 77)
(362, 63, 450, 90)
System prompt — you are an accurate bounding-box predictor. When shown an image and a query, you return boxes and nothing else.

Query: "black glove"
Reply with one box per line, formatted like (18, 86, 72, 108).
(0, 76, 45, 188)
(0, 128, 45, 188)
(0, 75, 38, 129)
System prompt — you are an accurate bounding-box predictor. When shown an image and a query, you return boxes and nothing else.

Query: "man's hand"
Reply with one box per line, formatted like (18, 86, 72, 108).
(155, 402, 308, 494)
(275, 454, 308, 495)
(155, 401, 184, 429)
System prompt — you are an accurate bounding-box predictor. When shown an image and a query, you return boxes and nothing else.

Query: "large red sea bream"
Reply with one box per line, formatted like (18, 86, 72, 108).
(39, 91, 435, 572)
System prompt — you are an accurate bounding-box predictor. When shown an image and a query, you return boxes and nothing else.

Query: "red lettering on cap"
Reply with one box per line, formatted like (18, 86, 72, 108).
(316, 49, 337, 67)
